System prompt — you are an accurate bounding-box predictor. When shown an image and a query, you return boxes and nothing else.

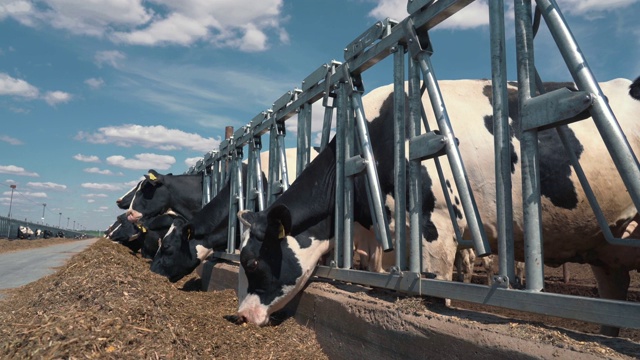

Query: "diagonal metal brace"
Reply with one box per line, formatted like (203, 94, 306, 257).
(521, 88, 593, 131)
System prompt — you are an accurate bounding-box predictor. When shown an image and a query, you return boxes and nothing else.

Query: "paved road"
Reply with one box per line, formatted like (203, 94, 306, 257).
(0, 238, 99, 299)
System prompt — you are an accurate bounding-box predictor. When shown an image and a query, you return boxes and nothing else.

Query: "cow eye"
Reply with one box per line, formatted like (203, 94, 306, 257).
(245, 259, 259, 272)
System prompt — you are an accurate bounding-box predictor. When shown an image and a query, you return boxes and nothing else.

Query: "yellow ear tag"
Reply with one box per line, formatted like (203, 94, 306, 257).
(148, 173, 157, 181)
(278, 224, 286, 239)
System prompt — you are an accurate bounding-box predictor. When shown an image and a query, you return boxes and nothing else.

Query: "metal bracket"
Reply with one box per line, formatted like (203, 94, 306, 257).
(409, 131, 448, 160)
(345, 155, 367, 177)
(403, 17, 433, 59)
(344, 18, 397, 61)
(521, 88, 593, 131)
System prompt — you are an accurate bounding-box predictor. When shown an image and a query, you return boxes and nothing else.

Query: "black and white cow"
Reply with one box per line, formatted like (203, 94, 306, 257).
(116, 180, 143, 210)
(151, 163, 269, 282)
(106, 212, 176, 258)
(235, 89, 443, 325)
(18, 226, 34, 239)
(236, 77, 640, 330)
(352, 77, 640, 334)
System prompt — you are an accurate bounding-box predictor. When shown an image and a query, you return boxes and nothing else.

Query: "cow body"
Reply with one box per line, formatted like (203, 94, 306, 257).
(237, 77, 640, 329)
(18, 226, 34, 239)
(366, 77, 640, 336)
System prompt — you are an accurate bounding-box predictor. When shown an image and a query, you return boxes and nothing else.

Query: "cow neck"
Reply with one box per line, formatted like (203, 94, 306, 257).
(272, 139, 337, 238)
(165, 174, 204, 219)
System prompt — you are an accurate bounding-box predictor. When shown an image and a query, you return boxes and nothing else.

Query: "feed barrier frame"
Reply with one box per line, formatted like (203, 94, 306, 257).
(184, 0, 640, 331)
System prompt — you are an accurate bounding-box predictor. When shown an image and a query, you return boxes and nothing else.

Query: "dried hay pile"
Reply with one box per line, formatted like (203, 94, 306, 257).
(0, 238, 327, 359)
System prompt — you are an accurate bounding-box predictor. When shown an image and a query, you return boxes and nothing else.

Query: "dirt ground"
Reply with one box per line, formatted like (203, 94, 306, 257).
(0, 238, 327, 359)
(0, 237, 638, 359)
(0, 238, 77, 255)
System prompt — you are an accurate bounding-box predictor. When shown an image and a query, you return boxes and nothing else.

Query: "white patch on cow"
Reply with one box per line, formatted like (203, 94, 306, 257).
(237, 234, 333, 326)
(195, 244, 213, 262)
(237, 294, 271, 326)
(117, 184, 138, 203)
(107, 223, 122, 239)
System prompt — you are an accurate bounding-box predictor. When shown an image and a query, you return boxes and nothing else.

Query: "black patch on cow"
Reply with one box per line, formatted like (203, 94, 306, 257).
(482, 83, 584, 209)
(454, 196, 460, 205)
(631, 76, 640, 100)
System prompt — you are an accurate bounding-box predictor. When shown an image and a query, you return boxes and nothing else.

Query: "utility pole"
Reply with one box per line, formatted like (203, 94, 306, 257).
(58, 212, 62, 228)
(41, 203, 46, 224)
(7, 184, 16, 238)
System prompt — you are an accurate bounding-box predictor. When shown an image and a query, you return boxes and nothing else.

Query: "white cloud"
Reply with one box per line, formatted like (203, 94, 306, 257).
(369, 0, 637, 30)
(184, 157, 201, 168)
(26, 182, 66, 190)
(0, 72, 39, 98)
(0, 165, 38, 177)
(73, 154, 100, 163)
(75, 124, 219, 153)
(106, 153, 176, 170)
(81, 182, 125, 191)
(95, 50, 126, 68)
(43, 90, 72, 106)
(557, 0, 637, 16)
(87, 199, 95, 203)
(0, 135, 23, 145)
(85, 77, 104, 89)
(84, 167, 114, 175)
(15, 191, 47, 198)
(82, 193, 108, 198)
(2, 0, 285, 51)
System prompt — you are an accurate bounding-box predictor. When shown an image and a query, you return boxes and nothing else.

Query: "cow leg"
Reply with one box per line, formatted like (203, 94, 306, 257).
(454, 249, 476, 283)
(481, 255, 495, 286)
(590, 264, 630, 337)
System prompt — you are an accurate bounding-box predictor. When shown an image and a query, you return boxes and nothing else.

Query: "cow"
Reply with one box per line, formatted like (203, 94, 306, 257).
(43, 229, 53, 239)
(18, 226, 34, 239)
(106, 212, 175, 259)
(151, 160, 279, 283)
(235, 88, 446, 325)
(353, 77, 640, 335)
(236, 77, 640, 331)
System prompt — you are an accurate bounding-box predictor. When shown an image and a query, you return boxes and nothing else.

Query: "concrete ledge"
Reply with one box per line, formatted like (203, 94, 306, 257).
(201, 261, 632, 360)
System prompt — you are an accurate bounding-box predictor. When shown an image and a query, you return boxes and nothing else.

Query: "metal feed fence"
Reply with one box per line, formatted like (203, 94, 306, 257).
(184, 0, 640, 331)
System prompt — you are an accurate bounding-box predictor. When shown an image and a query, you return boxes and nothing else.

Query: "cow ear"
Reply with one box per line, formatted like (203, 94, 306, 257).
(267, 204, 292, 239)
(146, 170, 162, 185)
(238, 210, 258, 228)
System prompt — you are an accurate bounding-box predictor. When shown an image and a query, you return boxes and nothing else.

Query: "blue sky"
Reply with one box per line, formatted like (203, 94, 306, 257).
(1, 0, 638, 232)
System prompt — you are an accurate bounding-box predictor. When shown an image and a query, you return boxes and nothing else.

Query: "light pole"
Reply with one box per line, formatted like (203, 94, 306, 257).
(58, 212, 62, 228)
(7, 184, 16, 237)
(41, 203, 46, 224)
(73, 220, 75, 230)
(67, 217, 70, 229)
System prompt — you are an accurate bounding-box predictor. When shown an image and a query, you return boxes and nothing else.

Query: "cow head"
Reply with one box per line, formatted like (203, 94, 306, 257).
(116, 180, 142, 210)
(150, 217, 208, 282)
(236, 204, 332, 326)
(127, 170, 168, 223)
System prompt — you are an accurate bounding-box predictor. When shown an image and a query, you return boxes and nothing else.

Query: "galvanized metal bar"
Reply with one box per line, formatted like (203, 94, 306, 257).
(202, 170, 211, 207)
(415, 49, 491, 257)
(334, 83, 347, 268)
(515, 0, 544, 292)
(297, 103, 312, 178)
(245, 140, 258, 212)
(351, 91, 393, 252)
(267, 126, 279, 205)
(252, 137, 266, 211)
(393, 43, 407, 271)
(343, 88, 356, 270)
(536, 0, 640, 235)
(276, 121, 290, 193)
(313, 265, 640, 330)
(408, 58, 423, 274)
(489, 0, 515, 286)
(227, 150, 240, 254)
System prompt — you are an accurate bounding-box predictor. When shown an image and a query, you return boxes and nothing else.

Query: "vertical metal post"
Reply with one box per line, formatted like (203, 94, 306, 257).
(515, 0, 544, 292)
(408, 58, 423, 274)
(252, 136, 266, 211)
(343, 87, 356, 270)
(276, 121, 290, 193)
(535, 0, 640, 214)
(334, 83, 347, 268)
(351, 92, 393, 251)
(227, 148, 245, 254)
(246, 140, 258, 212)
(489, 0, 515, 285)
(393, 44, 407, 270)
(297, 103, 312, 178)
(414, 51, 490, 257)
(212, 159, 220, 196)
(202, 169, 212, 207)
